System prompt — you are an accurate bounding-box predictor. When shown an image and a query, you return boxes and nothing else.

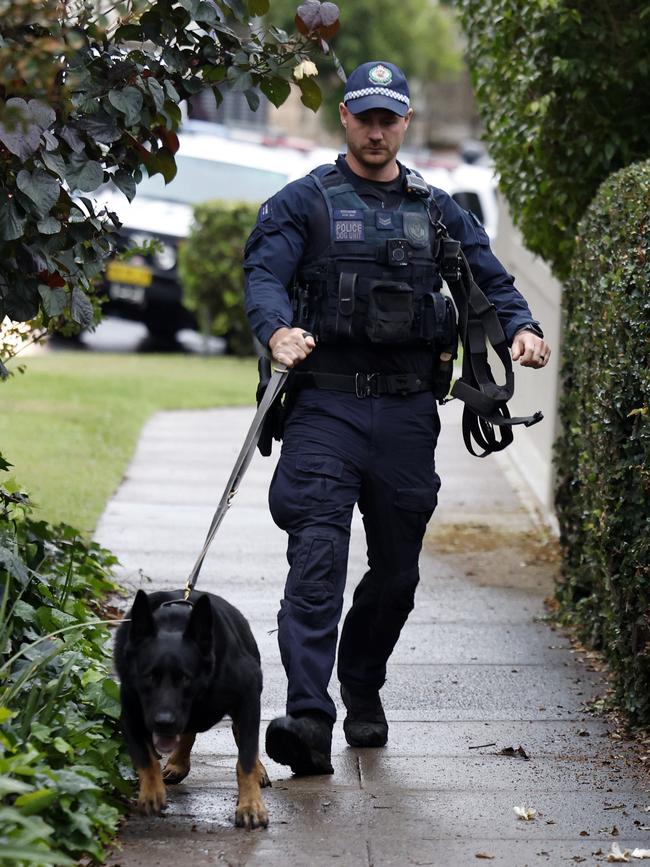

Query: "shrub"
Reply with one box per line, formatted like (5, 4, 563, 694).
(0, 456, 131, 864)
(554, 161, 650, 727)
(456, 0, 650, 281)
(178, 201, 259, 356)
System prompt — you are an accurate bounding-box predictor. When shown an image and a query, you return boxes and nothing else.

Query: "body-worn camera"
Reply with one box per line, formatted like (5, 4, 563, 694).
(387, 238, 410, 267)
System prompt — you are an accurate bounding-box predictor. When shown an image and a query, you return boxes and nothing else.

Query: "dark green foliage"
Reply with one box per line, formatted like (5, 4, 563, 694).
(0, 0, 337, 348)
(554, 161, 650, 727)
(268, 0, 461, 129)
(178, 201, 258, 356)
(0, 459, 130, 864)
(456, 0, 650, 281)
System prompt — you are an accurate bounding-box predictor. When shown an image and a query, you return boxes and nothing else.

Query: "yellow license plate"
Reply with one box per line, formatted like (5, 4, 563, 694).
(106, 261, 153, 287)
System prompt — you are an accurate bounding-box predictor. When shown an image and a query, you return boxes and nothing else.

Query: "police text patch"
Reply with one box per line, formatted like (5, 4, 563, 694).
(334, 220, 365, 241)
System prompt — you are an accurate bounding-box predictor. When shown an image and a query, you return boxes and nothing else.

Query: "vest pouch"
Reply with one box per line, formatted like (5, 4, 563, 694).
(421, 292, 458, 353)
(365, 281, 414, 344)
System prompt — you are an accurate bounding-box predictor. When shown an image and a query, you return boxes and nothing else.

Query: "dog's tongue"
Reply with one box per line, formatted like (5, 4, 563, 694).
(153, 733, 180, 755)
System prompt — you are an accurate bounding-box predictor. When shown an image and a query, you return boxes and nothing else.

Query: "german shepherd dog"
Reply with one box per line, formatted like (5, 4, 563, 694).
(114, 589, 270, 828)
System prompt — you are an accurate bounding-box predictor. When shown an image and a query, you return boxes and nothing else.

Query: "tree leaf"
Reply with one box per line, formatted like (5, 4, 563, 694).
(260, 76, 291, 108)
(70, 286, 94, 327)
(40, 150, 66, 179)
(77, 111, 121, 144)
(229, 69, 253, 92)
(244, 88, 260, 111)
(298, 76, 322, 111)
(37, 217, 62, 235)
(0, 98, 43, 160)
(38, 285, 68, 317)
(248, 0, 270, 14)
(108, 86, 144, 127)
(147, 78, 165, 112)
(59, 125, 85, 153)
(0, 192, 27, 241)
(65, 154, 104, 192)
(112, 169, 137, 202)
(16, 169, 60, 217)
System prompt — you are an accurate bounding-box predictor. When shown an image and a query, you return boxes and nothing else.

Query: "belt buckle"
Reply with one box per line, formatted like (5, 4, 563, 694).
(355, 372, 379, 398)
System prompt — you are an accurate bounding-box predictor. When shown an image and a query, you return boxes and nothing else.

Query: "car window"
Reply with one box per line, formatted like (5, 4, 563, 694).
(136, 155, 291, 205)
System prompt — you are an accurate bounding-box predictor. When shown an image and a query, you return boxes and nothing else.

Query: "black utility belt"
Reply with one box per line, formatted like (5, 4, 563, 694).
(293, 371, 432, 399)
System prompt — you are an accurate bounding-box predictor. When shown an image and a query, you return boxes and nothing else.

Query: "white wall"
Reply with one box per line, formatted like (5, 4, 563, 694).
(490, 194, 564, 528)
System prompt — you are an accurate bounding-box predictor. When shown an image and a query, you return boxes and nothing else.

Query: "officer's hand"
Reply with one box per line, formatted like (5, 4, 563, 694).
(268, 327, 316, 368)
(511, 330, 551, 369)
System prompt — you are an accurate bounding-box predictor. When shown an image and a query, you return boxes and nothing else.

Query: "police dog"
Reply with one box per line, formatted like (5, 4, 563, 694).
(114, 589, 269, 828)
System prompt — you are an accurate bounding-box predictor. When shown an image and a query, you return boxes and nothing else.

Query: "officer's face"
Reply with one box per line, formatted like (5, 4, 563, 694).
(339, 104, 413, 176)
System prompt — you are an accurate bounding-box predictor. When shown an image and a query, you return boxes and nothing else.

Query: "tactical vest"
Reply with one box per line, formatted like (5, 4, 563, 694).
(293, 164, 455, 348)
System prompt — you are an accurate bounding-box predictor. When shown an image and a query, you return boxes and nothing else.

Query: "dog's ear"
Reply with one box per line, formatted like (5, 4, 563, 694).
(184, 594, 214, 656)
(128, 590, 157, 646)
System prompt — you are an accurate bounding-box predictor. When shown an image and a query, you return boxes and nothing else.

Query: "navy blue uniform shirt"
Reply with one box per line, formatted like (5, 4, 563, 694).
(244, 155, 538, 375)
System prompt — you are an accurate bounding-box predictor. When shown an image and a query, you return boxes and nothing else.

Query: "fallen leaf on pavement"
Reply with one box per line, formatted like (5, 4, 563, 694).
(475, 854, 495, 860)
(607, 843, 631, 862)
(514, 806, 537, 820)
(500, 745, 530, 760)
(606, 844, 650, 862)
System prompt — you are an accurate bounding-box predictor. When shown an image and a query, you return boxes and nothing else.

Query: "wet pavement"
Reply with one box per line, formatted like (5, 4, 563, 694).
(96, 401, 649, 866)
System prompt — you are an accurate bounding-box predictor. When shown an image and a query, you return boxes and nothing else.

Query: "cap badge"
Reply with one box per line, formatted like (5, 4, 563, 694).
(368, 64, 393, 85)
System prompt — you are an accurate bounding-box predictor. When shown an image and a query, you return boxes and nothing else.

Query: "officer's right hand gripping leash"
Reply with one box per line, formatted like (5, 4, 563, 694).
(432, 207, 543, 457)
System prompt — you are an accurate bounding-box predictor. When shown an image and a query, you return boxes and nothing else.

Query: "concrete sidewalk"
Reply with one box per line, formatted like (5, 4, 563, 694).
(98, 401, 649, 867)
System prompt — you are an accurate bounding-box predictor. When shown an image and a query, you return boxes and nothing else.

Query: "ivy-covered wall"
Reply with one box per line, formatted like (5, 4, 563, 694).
(554, 161, 650, 726)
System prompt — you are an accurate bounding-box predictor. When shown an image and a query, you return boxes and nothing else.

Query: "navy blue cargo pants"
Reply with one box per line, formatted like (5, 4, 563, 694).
(269, 386, 441, 721)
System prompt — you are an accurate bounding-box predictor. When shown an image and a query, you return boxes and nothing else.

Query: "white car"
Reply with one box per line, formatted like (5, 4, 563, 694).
(98, 129, 308, 343)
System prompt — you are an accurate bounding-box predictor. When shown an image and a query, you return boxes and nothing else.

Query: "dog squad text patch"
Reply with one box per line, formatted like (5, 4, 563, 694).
(333, 209, 364, 242)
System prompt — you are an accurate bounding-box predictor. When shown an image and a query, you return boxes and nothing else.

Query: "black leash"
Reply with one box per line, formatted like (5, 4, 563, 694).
(181, 363, 290, 600)
(432, 213, 543, 457)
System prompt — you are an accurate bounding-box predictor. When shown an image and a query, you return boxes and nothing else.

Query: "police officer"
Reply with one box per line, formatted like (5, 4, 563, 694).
(244, 61, 551, 776)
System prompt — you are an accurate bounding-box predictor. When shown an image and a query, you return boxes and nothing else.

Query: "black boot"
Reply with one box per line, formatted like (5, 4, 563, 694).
(265, 711, 334, 776)
(340, 684, 388, 747)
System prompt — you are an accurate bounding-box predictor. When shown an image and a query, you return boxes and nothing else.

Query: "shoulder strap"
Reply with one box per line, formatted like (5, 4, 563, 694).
(425, 197, 543, 457)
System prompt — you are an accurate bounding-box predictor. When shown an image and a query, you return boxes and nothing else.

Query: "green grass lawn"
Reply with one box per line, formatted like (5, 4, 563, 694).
(0, 351, 258, 533)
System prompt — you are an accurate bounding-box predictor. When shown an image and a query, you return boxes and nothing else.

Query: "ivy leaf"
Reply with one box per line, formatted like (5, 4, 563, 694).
(108, 87, 144, 127)
(65, 154, 104, 192)
(260, 76, 291, 108)
(38, 285, 68, 317)
(70, 286, 94, 327)
(0, 192, 27, 241)
(297, 76, 322, 111)
(16, 169, 60, 217)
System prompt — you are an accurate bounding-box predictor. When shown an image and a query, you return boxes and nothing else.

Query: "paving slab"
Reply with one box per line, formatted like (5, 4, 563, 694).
(98, 402, 650, 867)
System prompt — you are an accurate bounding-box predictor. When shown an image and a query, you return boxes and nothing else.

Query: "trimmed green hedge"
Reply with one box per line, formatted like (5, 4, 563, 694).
(456, 0, 650, 281)
(178, 201, 258, 356)
(554, 160, 650, 727)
